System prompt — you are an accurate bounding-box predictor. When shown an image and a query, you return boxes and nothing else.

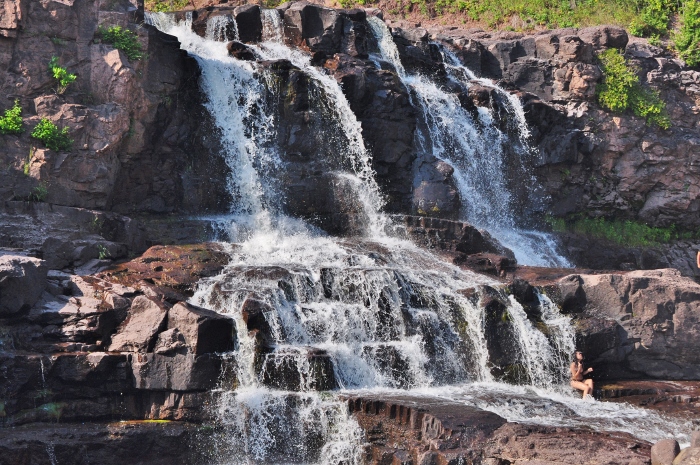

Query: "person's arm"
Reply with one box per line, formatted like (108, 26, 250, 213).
(696, 251, 700, 269)
(571, 362, 583, 377)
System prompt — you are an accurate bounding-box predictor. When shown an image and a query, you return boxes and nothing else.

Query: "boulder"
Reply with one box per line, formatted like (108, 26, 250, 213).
(130, 353, 222, 391)
(674, 448, 700, 465)
(282, 3, 367, 56)
(553, 269, 700, 379)
(577, 25, 628, 50)
(167, 301, 235, 355)
(0, 254, 47, 316)
(234, 4, 262, 43)
(652, 439, 681, 465)
(108, 296, 169, 352)
(96, 243, 230, 301)
(241, 296, 277, 347)
(227, 40, 256, 60)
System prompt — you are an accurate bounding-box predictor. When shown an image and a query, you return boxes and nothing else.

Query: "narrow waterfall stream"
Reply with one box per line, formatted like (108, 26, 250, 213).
(368, 17, 570, 267)
(147, 11, 690, 464)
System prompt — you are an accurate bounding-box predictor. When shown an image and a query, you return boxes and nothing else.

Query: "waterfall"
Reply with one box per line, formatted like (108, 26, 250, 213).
(147, 12, 280, 240)
(368, 17, 570, 267)
(250, 30, 388, 237)
(505, 292, 576, 391)
(261, 9, 283, 43)
(146, 11, 687, 462)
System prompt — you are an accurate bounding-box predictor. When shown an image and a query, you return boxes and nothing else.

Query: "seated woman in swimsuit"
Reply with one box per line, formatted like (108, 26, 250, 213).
(570, 350, 594, 399)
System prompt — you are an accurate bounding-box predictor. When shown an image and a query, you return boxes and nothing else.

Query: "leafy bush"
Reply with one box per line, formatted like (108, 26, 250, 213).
(674, 0, 700, 67)
(97, 25, 143, 61)
(31, 118, 73, 151)
(341, 0, 646, 30)
(546, 215, 699, 247)
(596, 48, 670, 129)
(629, 0, 674, 38)
(48, 56, 76, 94)
(29, 183, 49, 202)
(0, 100, 22, 134)
(145, 0, 190, 12)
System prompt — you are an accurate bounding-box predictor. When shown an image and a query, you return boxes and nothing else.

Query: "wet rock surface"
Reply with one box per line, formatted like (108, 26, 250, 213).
(347, 394, 653, 465)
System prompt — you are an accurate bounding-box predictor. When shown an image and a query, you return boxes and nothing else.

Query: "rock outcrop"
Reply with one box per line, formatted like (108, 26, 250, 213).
(0, 246, 234, 428)
(347, 394, 652, 465)
(550, 268, 700, 380)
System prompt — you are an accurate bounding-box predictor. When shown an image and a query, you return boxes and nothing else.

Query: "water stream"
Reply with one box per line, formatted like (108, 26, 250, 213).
(147, 11, 689, 464)
(368, 17, 570, 267)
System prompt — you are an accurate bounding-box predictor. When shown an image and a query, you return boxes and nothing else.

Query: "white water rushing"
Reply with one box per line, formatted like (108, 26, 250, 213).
(368, 17, 570, 267)
(148, 11, 688, 463)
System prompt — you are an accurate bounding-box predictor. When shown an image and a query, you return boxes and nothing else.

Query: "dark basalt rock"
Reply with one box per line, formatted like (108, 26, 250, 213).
(227, 40, 256, 60)
(0, 254, 47, 316)
(234, 4, 263, 43)
(257, 347, 338, 391)
(282, 2, 369, 57)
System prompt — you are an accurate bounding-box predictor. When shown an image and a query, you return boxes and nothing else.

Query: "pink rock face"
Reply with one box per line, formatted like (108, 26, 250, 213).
(557, 269, 700, 379)
(674, 448, 700, 465)
(0, 254, 47, 316)
(652, 438, 680, 465)
(108, 295, 168, 352)
(0, 0, 22, 38)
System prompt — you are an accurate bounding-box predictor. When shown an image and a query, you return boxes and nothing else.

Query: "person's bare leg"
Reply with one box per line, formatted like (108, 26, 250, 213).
(584, 379, 594, 398)
(571, 380, 588, 398)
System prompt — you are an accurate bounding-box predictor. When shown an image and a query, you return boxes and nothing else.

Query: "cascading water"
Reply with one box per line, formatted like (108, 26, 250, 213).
(148, 10, 689, 463)
(368, 17, 570, 267)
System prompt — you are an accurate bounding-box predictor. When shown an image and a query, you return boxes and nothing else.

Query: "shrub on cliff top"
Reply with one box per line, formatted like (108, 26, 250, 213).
(596, 48, 671, 129)
(629, 0, 675, 39)
(48, 56, 76, 94)
(674, 0, 700, 67)
(0, 100, 22, 135)
(145, 0, 190, 12)
(31, 118, 72, 152)
(97, 25, 143, 61)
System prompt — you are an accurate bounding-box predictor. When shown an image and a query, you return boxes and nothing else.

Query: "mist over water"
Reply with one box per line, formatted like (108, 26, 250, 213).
(147, 11, 688, 464)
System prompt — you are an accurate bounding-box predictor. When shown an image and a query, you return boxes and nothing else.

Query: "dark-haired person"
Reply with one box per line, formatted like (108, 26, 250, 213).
(570, 350, 594, 399)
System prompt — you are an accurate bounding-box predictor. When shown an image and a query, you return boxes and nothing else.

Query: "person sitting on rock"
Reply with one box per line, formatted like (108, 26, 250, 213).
(570, 350, 594, 399)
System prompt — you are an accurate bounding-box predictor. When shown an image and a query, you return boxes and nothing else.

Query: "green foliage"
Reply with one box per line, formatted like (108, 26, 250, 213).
(31, 118, 73, 151)
(546, 215, 700, 247)
(30, 183, 49, 202)
(48, 56, 76, 94)
(342, 0, 646, 29)
(23, 149, 34, 176)
(145, 0, 190, 12)
(629, 0, 675, 38)
(97, 25, 143, 61)
(0, 100, 22, 135)
(674, 0, 700, 67)
(596, 48, 670, 129)
(97, 244, 111, 260)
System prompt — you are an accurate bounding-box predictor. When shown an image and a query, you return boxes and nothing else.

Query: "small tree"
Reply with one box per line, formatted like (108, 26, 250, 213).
(48, 56, 77, 94)
(0, 100, 22, 134)
(31, 118, 73, 151)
